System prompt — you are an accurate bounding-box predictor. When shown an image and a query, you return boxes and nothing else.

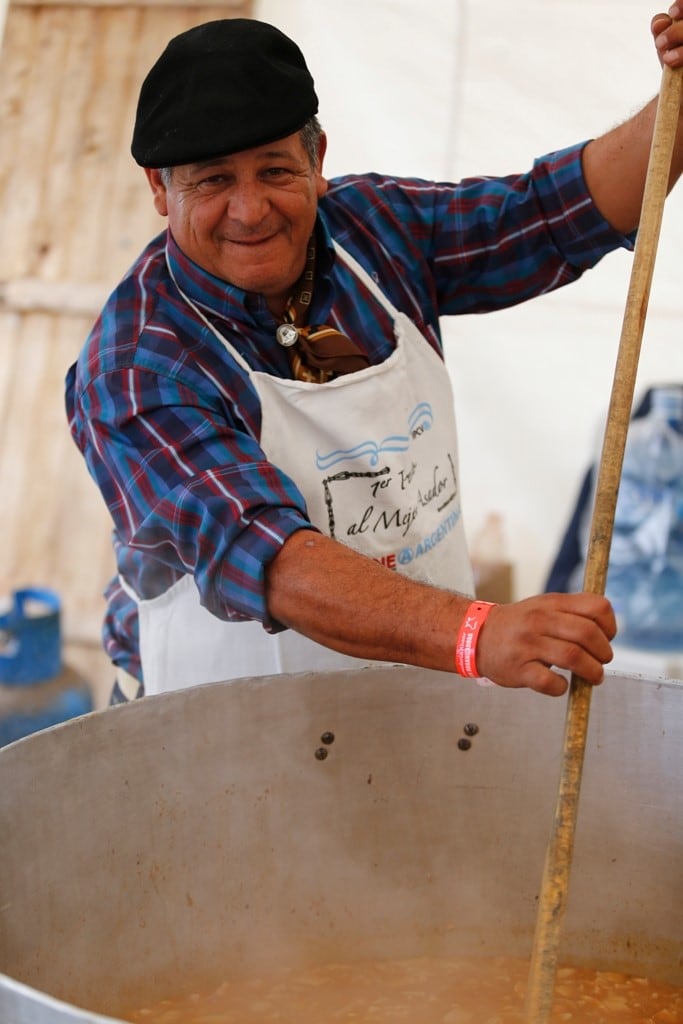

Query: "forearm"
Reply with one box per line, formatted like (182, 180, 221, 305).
(582, 94, 683, 234)
(265, 529, 470, 671)
(265, 529, 618, 697)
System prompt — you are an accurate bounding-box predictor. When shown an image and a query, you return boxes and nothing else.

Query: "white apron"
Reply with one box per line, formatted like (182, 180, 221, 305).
(131, 243, 474, 694)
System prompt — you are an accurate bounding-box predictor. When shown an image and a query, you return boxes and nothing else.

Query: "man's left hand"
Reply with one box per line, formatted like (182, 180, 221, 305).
(653, 7, 683, 68)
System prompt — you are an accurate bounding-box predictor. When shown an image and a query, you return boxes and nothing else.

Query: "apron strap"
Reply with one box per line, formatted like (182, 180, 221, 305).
(332, 241, 403, 321)
(165, 247, 254, 374)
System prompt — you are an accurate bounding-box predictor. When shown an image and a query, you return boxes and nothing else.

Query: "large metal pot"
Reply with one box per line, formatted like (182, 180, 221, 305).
(1, 666, 681, 1022)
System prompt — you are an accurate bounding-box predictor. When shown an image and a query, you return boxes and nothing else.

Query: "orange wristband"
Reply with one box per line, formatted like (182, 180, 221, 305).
(455, 601, 496, 678)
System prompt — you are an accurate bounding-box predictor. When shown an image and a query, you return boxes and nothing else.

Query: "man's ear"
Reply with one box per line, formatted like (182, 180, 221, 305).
(315, 132, 329, 199)
(144, 168, 169, 218)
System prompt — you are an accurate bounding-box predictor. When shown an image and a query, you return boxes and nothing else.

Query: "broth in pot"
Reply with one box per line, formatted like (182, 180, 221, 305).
(126, 954, 683, 1024)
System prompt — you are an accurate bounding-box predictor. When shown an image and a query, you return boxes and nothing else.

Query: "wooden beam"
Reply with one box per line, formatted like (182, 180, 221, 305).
(11, 0, 248, 7)
(0, 278, 109, 316)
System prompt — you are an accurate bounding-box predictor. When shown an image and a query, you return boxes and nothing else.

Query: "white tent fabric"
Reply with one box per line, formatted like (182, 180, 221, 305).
(257, 0, 683, 599)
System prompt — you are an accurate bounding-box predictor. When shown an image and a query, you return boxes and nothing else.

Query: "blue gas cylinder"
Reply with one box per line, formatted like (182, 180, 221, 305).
(0, 587, 93, 747)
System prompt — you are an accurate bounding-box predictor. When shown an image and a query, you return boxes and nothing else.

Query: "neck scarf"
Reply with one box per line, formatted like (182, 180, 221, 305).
(276, 237, 370, 383)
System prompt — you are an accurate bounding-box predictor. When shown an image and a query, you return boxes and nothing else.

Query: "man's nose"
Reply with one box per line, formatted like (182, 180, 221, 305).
(226, 182, 270, 225)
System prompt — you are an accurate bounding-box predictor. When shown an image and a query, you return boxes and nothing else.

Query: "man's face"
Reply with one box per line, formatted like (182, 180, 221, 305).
(145, 131, 328, 316)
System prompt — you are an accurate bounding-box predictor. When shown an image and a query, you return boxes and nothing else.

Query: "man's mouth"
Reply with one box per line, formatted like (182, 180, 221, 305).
(226, 231, 278, 247)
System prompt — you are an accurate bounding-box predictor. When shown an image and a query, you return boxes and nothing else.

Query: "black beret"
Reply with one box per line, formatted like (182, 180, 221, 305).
(131, 19, 319, 168)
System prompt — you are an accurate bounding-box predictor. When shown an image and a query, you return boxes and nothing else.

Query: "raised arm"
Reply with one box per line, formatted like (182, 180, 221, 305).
(582, 9, 683, 233)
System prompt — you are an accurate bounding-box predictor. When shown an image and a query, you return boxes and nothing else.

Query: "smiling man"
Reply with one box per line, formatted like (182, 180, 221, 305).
(145, 137, 328, 314)
(66, 15, 683, 703)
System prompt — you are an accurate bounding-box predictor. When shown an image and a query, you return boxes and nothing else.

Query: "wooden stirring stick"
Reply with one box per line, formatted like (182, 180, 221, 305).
(523, 61, 683, 1024)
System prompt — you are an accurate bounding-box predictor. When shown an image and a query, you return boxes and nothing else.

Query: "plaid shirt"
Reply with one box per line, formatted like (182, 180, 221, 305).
(66, 142, 634, 682)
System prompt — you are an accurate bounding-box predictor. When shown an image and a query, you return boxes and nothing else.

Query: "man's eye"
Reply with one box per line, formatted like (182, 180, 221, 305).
(264, 167, 292, 178)
(196, 175, 227, 190)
